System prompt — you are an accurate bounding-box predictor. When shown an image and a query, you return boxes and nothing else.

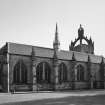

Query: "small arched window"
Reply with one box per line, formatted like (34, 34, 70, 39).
(58, 63, 67, 83)
(36, 62, 51, 83)
(13, 60, 27, 84)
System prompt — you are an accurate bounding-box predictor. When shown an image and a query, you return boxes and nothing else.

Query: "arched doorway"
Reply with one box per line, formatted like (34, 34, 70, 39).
(58, 63, 67, 83)
(13, 60, 27, 84)
(36, 62, 51, 84)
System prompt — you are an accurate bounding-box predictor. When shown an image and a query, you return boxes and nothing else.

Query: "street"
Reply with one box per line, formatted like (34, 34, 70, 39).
(1, 90, 105, 105)
(1, 94, 105, 105)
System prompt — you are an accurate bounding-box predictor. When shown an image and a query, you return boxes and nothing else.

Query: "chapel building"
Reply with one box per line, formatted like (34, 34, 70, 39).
(0, 24, 105, 92)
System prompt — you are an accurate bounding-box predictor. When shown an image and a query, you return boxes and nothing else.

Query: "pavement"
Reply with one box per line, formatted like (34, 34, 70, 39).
(0, 89, 105, 104)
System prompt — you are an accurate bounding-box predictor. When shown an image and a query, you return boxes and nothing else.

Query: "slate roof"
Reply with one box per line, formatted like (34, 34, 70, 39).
(6, 42, 104, 64)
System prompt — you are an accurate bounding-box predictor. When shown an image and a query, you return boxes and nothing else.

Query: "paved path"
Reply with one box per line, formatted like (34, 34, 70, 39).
(0, 90, 105, 104)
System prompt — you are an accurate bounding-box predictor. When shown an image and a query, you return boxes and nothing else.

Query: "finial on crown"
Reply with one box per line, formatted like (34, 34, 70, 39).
(78, 24, 84, 38)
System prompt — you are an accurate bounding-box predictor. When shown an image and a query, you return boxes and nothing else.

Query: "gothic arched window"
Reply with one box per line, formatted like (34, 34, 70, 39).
(58, 63, 67, 83)
(0, 63, 3, 85)
(36, 62, 51, 83)
(13, 60, 27, 84)
(76, 64, 84, 81)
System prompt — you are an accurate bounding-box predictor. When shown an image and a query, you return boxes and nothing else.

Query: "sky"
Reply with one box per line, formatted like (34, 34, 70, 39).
(0, 0, 105, 56)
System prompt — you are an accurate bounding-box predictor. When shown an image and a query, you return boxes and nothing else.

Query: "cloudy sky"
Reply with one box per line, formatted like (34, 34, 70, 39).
(0, 0, 105, 56)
